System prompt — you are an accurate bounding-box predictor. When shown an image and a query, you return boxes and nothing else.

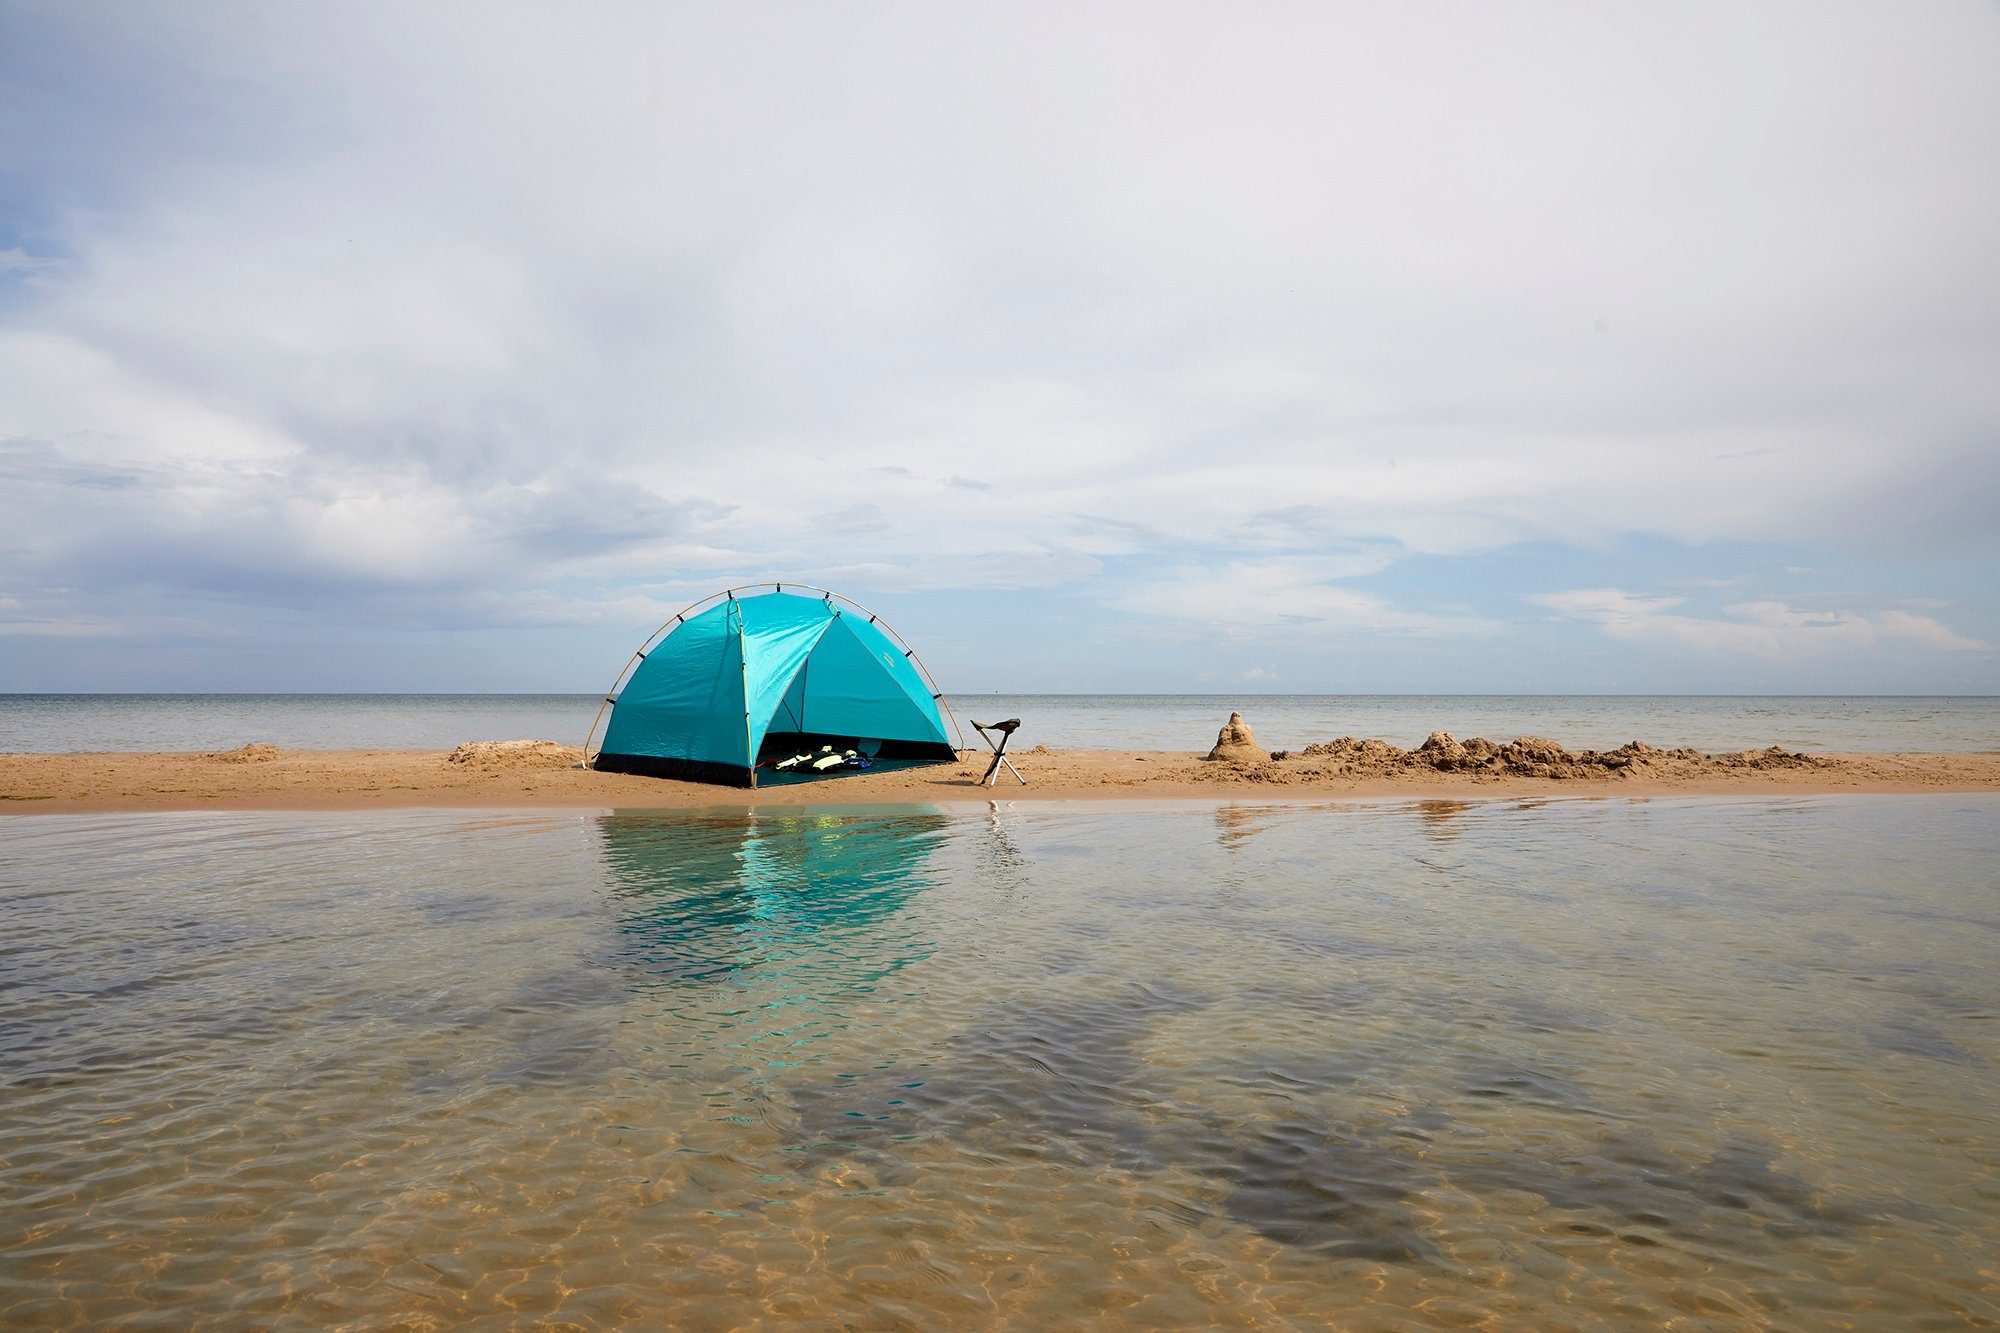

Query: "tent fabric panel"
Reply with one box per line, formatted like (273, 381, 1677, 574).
(833, 613, 953, 744)
(771, 663, 809, 736)
(736, 591, 836, 640)
(787, 613, 951, 746)
(599, 600, 750, 768)
(737, 596, 837, 756)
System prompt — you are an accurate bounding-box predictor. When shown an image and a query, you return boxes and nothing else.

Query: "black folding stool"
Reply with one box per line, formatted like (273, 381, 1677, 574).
(969, 718, 1027, 787)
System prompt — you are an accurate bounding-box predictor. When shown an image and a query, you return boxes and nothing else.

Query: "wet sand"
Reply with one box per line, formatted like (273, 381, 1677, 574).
(4, 744, 1998, 813)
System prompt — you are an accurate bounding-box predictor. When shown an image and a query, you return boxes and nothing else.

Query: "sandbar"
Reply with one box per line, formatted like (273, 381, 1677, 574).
(4, 741, 1997, 814)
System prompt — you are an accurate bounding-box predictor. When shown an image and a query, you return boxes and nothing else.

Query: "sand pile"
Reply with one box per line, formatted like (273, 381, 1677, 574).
(1299, 737, 1404, 765)
(207, 743, 281, 763)
(444, 740, 583, 770)
(1198, 731, 1831, 784)
(1206, 712, 1270, 764)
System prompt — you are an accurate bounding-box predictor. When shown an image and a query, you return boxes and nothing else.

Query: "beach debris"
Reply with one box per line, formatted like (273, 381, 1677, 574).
(207, 743, 281, 763)
(1205, 711, 1269, 764)
(445, 739, 583, 769)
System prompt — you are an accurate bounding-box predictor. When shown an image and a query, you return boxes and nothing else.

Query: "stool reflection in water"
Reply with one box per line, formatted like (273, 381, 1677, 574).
(590, 810, 951, 992)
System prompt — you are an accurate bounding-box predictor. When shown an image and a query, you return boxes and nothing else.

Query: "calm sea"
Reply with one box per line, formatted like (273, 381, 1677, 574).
(3, 797, 1995, 1325)
(3, 693, 1997, 753)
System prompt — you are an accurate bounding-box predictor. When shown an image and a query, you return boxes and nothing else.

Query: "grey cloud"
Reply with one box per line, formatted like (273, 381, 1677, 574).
(0, 438, 151, 491)
(480, 477, 729, 561)
(1, 435, 719, 617)
(812, 548, 1104, 594)
(0, 1, 1994, 686)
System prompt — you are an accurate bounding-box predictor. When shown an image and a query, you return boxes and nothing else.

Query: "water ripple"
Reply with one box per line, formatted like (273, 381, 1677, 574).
(2, 797, 1996, 1326)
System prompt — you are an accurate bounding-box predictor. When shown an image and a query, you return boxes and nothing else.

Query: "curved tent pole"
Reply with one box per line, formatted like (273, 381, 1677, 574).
(581, 582, 968, 766)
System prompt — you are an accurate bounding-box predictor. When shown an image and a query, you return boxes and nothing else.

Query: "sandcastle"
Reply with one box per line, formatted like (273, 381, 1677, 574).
(1205, 711, 1269, 764)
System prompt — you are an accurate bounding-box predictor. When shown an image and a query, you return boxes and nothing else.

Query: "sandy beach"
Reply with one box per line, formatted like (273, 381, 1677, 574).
(5, 736, 1997, 813)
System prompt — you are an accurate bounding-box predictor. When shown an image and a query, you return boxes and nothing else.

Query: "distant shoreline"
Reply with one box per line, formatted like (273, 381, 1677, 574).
(6, 745, 1997, 814)
(6, 694, 1998, 758)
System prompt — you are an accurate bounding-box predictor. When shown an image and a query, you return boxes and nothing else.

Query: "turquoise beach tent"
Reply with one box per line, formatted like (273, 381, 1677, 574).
(589, 587, 960, 787)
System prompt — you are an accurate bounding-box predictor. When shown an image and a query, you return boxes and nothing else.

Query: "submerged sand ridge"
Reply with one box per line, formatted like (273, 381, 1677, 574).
(3, 711, 1996, 812)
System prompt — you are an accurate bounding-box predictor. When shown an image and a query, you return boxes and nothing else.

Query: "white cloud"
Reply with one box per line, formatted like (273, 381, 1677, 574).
(1111, 556, 1497, 638)
(1530, 588, 1992, 657)
(0, 247, 59, 275)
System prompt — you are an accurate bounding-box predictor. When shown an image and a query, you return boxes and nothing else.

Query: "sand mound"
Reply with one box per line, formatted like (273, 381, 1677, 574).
(1197, 731, 1833, 784)
(207, 743, 281, 763)
(1206, 711, 1270, 764)
(1300, 737, 1404, 765)
(445, 740, 583, 770)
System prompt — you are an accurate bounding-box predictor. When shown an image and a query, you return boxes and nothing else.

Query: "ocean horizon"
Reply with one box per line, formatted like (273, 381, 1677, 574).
(4, 691, 1997, 756)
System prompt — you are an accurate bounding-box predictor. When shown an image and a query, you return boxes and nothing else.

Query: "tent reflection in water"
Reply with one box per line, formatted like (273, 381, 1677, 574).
(588, 587, 961, 788)
(593, 810, 949, 989)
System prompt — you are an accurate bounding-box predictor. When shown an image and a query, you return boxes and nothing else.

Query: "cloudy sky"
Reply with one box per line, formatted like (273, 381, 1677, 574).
(2, 1, 1995, 693)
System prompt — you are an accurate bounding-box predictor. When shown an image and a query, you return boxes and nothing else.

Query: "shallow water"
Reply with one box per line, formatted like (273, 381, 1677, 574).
(4, 692, 1997, 753)
(3, 798, 1997, 1327)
